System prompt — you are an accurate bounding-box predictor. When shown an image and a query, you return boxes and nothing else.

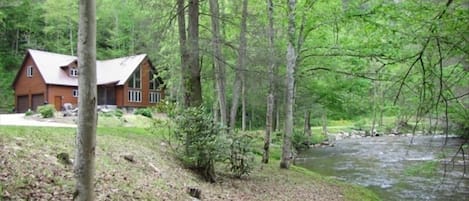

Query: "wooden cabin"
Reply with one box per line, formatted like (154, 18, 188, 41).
(12, 49, 165, 112)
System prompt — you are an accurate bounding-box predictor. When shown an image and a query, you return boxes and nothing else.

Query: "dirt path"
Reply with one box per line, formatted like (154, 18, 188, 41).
(0, 114, 76, 128)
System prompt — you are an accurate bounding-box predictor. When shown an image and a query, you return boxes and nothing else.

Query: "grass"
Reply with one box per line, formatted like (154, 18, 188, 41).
(404, 161, 439, 177)
(0, 117, 381, 201)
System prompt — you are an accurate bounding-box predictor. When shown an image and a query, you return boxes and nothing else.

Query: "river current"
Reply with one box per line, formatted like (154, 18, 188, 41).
(295, 135, 468, 201)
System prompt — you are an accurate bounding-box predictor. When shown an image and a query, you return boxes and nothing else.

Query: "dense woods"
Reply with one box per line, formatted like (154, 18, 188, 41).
(1, 0, 468, 160)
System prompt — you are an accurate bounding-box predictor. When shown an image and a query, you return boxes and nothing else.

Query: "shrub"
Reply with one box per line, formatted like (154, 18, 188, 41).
(292, 130, 310, 151)
(113, 109, 123, 118)
(171, 107, 225, 182)
(134, 108, 153, 118)
(229, 132, 255, 178)
(24, 109, 33, 116)
(37, 104, 55, 118)
(154, 100, 176, 114)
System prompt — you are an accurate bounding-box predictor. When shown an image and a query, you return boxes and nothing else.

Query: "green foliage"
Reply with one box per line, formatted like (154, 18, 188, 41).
(134, 108, 153, 118)
(113, 109, 123, 118)
(353, 119, 367, 131)
(37, 104, 56, 118)
(171, 107, 225, 182)
(228, 132, 255, 178)
(154, 100, 176, 114)
(404, 161, 438, 178)
(292, 130, 310, 151)
(311, 133, 327, 145)
(24, 109, 33, 116)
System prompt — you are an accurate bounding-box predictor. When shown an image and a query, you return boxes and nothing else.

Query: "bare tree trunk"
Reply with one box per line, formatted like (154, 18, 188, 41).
(187, 0, 202, 107)
(242, 81, 247, 131)
(229, 0, 248, 131)
(304, 110, 311, 139)
(74, 0, 97, 200)
(371, 79, 378, 136)
(263, 0, 276, 164)
(280, 0, 297, 169)
(322, 110, 327, 136)
(176, 0, 189, 107)
(209, 0, 227, 126)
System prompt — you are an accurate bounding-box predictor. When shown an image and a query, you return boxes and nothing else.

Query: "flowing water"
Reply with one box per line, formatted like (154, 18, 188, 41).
(295, 135, 469, 201)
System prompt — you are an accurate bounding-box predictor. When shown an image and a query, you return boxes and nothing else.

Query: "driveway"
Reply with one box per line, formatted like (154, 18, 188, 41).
(0, 113, 76, 128)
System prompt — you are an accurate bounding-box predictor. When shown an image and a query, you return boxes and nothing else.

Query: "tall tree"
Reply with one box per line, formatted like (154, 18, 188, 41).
(229, 0, 248, 130)
(262, 0, 276, 164)
(74, 0, 97, 200)
(209, 0, 227, 126)
(280, 0, 297, 169)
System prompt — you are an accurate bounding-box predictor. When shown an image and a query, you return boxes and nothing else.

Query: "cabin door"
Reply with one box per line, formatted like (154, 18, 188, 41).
(54, 96, 62, 111)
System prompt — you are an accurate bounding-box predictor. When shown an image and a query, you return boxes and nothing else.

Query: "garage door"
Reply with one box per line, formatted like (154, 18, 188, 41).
(32, 94, 44, 112)
(17, 95, 29, 113)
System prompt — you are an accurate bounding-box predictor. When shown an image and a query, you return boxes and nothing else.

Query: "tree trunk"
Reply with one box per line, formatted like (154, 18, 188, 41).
(304, 110, 311, 139)
(209, 0, 227, 127)
(74, 0, 97, 200)
(242, 80, 247, 131)
(229, 0, 248, 131)
(280, 0, 296, 169)
(263, 0, 276, 164)
(322, 110, 327, 136)
(176, 0, 189, 107)
(187, 0, 202, 107)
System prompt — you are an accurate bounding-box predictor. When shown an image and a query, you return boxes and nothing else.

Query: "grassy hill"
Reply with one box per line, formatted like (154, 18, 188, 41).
(0, 116, 380, 201)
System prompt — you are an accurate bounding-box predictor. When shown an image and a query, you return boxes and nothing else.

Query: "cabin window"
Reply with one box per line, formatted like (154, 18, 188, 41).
(149, 69, 158, 90)
(26, 66, 33, 77)
(128, 90, 141, 102)
(127, 67, 141, 89)
(149, 92, 160, 103)
(73, 89, 79, 97)
(70, 68, 78, 77)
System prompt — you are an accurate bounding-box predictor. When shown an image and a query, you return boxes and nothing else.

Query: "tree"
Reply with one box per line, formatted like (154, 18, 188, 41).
(209, 0, 228, 127)
(74, 0, 97, 200)
(262, 0, 276, 164)
(280, 0, 297, 169)
(229, 0, 248, 131)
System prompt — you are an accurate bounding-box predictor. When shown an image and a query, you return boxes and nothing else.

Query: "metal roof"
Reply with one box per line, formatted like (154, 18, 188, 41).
(28, 49, 147, 86)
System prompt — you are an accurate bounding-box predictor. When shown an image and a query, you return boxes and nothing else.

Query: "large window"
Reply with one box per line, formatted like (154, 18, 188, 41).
(70, 68, 78, 77)
(26, 66, 33, 77)
(149, 92, 161, 103)
(128, 90, 141, 102)
(128, 67, 141, 89)
(149, 69, 158, 90)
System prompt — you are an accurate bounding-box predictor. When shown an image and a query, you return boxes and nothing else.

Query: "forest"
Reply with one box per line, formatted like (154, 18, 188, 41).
(0, 0, 468, 200)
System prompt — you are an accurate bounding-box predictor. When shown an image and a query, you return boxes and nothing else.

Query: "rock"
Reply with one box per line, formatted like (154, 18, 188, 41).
(187, 187, 201, 199)
(389, 134, 395, 137)
(123, 155, 135, 163)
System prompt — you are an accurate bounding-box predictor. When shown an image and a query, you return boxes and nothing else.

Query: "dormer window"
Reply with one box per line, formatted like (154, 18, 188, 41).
(70, 68, 78, 77)
(26, 66, 33, 77)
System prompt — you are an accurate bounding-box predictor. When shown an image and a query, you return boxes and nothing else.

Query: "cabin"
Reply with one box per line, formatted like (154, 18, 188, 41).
(12, 49, 165, 113)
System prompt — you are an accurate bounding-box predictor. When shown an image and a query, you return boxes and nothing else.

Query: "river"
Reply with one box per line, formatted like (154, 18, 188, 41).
(295, 135, 469, 201)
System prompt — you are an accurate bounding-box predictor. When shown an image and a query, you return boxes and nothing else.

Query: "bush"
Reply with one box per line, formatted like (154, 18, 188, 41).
(228, 132, 255, 178)
(154, 100, 176, 114)
(292, 130, 310, 151)
(134, 108, 153, 118)
(171, 107, 225, 182)
(113, 109, 123, 118)
(24, 109, 33, 116)
(37, 104, 55, 118)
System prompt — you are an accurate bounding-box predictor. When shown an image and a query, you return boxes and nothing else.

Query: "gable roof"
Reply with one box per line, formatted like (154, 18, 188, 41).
(16, 49, 148, 86)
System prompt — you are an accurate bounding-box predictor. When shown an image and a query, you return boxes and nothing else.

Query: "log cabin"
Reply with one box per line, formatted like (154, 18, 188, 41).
(12, 49, 165, 113)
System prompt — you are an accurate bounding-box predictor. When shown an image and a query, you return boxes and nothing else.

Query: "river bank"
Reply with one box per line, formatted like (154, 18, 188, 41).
(0, 125, 380, 201)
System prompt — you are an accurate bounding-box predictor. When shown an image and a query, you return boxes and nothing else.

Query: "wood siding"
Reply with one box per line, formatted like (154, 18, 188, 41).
(47, 85, 78, 110)
(121, 58, 163, 107)
(13, 54, 47, 112)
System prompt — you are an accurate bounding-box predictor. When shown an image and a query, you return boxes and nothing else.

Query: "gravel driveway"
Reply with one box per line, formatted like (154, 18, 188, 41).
(0, 113, 76, 128)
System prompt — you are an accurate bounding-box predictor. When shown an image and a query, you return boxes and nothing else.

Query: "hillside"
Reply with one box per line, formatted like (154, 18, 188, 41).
(0, 121, 379, 201)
